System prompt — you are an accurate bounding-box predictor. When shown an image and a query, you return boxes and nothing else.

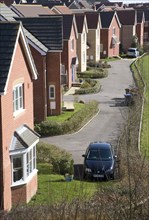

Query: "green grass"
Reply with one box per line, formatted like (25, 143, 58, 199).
(29, 174, 116, 206)
(134, 54, 149, 157)
(47, 102, 84, 123)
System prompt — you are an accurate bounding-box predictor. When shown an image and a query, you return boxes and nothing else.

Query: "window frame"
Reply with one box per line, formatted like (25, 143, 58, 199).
(49, 85, 55, 100)
(13, 83, 24, 115)
(11, 145, 37, 187)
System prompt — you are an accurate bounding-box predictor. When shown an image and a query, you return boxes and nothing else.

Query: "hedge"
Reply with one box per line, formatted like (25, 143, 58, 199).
(37, 142, 74, 175)
(35, 101, 99, 137)
(75, 80, 101, 95)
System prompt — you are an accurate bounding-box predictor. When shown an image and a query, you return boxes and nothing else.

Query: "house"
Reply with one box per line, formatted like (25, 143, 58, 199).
(100, 11, 121, 58)
(85, 12, 101, 62)
(0, 21, 39, 211)
(51, 5, 73, 14)
(17, 16, 63, 119)
(75, 13, 88, 72)
(10, 4, 55, 16)
(136, 10, 145, 48)
(143, 9, 149, 45)
(116, 9, 137, 52)
(58, 14, 78, 88)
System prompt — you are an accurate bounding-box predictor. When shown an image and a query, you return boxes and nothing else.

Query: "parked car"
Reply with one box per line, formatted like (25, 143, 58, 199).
(127, 48, 139, 58)
(82, 142, 117, 180)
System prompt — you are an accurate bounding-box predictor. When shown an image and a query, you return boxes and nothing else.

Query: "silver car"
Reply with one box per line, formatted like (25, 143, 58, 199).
(127, 48, 139, 58)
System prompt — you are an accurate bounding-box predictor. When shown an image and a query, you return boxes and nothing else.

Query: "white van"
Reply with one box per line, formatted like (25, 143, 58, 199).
(127, 48, 139, 58)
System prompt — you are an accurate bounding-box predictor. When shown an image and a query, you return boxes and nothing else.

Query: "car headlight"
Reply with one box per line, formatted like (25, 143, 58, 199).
(85, 168, 92, 173)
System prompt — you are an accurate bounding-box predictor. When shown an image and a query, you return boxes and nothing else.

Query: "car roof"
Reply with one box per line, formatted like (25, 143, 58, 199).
(88, 142, 111, 150)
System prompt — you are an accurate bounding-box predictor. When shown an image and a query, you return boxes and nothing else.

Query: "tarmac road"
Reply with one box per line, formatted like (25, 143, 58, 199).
(41, 59, 135, 168)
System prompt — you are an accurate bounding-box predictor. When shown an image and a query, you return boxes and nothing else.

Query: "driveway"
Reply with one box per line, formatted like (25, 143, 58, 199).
(41, 59, 134, 166)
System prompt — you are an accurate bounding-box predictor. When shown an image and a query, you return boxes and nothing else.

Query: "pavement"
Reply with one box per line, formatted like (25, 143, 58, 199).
(42, 59, 134, 167)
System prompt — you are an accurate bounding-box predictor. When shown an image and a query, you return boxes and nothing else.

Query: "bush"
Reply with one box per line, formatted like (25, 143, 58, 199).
(35, 120, 62, 136)
(75, 80, 101, 95)
(37, 142, 74, 175)
(35, 101, 98, 137)
(37, 163, 53, 174)
(77, 68, 108, 79)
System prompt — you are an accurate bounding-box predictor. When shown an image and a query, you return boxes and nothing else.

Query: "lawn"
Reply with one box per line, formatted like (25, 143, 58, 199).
(47, 102, 84, 123)
(29, 174, 115, 206)
(133, 54, 149, 157)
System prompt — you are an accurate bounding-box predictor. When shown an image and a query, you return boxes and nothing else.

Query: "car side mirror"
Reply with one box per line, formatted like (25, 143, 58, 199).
(82, 154, 86, 157)
(114, 155, 117, 159)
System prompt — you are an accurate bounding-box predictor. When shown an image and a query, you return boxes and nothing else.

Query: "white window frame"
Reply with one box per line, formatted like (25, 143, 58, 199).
(13, 83, 24, 115)
(11, 145, 37, 186)
(49, 85, 55, 99)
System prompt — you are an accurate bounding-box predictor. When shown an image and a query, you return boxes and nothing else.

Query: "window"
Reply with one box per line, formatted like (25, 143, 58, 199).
(71, 39, 74, 50)
(11, 146, 36, 185)
(13, 84, 24, 113)
(49, 85, 55, 99)
(113, 27, 116, 35)
(27, 147, 36, 177)
(13, 156, 23, 182)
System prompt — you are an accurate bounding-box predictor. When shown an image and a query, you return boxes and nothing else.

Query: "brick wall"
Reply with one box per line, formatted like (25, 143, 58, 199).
(1, 38, 36, 210)
(30, 46, 47, 123)
(46, 52, 62, 116)
(12, 173, 37, 205)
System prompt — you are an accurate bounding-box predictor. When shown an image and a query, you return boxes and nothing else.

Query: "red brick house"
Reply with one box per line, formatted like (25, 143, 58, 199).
(100, 11, 121, 58)
(16, 16, 63, 120)
(59, 14, 78, 88)
(116, 9, 137, 52)
(0, 21, 39, 211)
(136, 10, 145, 48)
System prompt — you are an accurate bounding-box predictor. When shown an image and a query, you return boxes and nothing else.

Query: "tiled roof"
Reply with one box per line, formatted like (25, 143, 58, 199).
(11, 4, 55, 17)
(0, 22, 20, 94)
(116, 10, 136, 25)
(75, 14, 85, 33)
(52, 5, 73, 14)
(61, 14, 74, 39)
(85, 12, 100, 29)
(16, 16, 63, 51)
(10, 124, 39, 151)
(100, 11, 115, 28)
(137, 10, 144, 23)
(0, 4, 48, 53)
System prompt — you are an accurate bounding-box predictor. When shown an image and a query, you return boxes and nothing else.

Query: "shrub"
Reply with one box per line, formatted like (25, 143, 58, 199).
(37, 163, 53, 174)
(75, 80, 101, 95)
(77, 68, 108, 79)
(37, 142, 74, 175)
(35, 101, 98, 137)
(35, 120, 62, 136)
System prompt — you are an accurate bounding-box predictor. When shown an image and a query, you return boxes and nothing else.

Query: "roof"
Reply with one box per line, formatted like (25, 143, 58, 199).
(61, 14, 78, 40)
(51, 5, 73, 14)
(0, 4, 48, 53)
(85, 12, 100, 29)
(75, 13, 88, 33)
(10, 124, 39, 151)
(0, 22, 20, 94)
(11, 4, 55, 17)
(100, 11, 115, 28)
(137, 10, 144, 23)
(16, 16, 63, 51)
(116, 10, 136, 25)
(0, 21, 38, 94)
(88, 142, 111, 150)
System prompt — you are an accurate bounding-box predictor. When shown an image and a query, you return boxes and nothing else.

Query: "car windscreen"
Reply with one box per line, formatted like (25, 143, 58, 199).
(128, 49, 136, 52)
(87, 149, 112, 161)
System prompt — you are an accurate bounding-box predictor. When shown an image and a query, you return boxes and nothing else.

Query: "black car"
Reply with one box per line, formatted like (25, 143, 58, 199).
(82, 142, 117, 180)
